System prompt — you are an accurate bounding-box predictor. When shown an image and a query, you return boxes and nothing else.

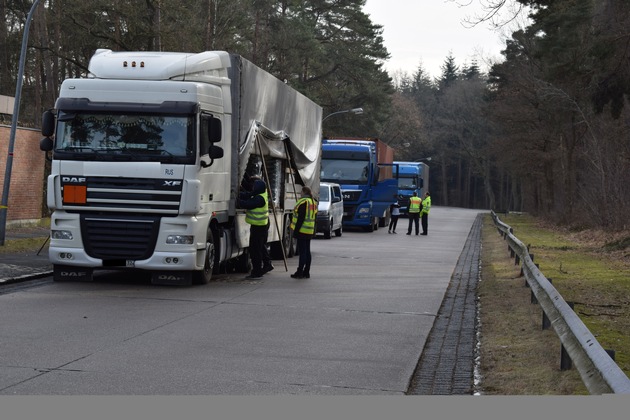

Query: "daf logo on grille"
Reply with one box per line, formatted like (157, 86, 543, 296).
(163, 180, 182, 187)
(62, 176, 86, 183)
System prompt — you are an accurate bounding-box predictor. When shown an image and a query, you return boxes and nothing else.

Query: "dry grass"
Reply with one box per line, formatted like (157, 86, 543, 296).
(0, 219, 50, 254)
(478, 214, 591, 395)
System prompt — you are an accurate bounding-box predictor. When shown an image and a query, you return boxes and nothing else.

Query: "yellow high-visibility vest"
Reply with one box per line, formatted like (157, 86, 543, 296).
(245, 191, 269, 226)
(409, 196, 422, 213)
(421, 196, 431, 215)
(290, 197, 317, 234)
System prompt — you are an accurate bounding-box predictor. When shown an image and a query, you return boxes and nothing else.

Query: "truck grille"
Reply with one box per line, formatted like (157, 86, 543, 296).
(343, 205, 356, 222)
(62, 176, 182, 215)
(81, 215, 160, 260)
(341, 190, 361, 202)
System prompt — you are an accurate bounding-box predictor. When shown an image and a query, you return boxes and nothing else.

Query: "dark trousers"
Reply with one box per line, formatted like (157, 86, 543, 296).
(389, 215, 399, 231)
(407, 212, 420, 234)
(296, 235, 312, 274)
(421, 213, 428, 234)
(249, 223, 270, 275)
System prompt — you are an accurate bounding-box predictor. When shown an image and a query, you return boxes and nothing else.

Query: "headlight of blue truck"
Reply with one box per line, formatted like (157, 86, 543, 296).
(357, 206, 371, 218)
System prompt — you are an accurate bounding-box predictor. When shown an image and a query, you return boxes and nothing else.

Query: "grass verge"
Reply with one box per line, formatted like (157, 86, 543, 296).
(0, 219, 50, 254)
(478, 213, 630, 394)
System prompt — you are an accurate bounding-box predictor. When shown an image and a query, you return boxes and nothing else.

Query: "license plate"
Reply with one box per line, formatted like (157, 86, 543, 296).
(126, 260, 135, 267)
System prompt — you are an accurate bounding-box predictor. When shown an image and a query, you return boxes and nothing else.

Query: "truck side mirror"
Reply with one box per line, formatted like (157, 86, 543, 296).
(201, 145, 224, 168)
(373, 167, 379, 186)
(40, 137, 53, 152)
(208, 117, 222, 143)
(209, 145, 224, 159)
(42, 110, 55, 137)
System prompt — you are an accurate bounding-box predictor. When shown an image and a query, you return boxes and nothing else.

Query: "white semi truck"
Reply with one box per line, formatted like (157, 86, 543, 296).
(40, 49, 322, 285)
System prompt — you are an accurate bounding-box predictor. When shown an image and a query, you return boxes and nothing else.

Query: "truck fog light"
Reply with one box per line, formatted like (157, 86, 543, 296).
(52, 230, 73, 240)
(173, 258, 179, 264)
(166, 235, 194, 245)
(59, 252, 74, 260)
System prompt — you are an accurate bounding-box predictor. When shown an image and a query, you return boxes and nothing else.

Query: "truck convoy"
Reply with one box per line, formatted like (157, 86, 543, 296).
(320, 138, 397, 231)
(39, 49, 322, 285)
(394, 161, 429, 216)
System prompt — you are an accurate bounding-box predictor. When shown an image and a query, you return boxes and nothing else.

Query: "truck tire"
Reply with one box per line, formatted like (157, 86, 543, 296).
(334, 223, 343, 237)
(270, 214, 295, 259)
(192, 228, 216, 284)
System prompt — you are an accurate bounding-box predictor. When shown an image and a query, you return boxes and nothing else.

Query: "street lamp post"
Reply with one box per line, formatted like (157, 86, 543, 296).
(322, 107, 363, 123)
(0, 0, 42, 246)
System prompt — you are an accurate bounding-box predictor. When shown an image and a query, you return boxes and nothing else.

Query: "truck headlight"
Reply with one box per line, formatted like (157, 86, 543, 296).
(166, 235, 194, 245)
(51, 230, 73, 240)
(358, 207, 371, 214)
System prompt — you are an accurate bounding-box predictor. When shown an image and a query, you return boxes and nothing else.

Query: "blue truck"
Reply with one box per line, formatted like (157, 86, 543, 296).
(320, 138, 398, 232)
(393, 161, 430, 216)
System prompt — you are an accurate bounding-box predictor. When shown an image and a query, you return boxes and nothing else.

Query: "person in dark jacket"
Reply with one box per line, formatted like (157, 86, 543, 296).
(237, 177, 273, 279)
(388, 195, 400, 234)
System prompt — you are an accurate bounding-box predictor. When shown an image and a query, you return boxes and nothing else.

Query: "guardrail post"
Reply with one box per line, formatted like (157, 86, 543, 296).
(561, 345, 572, 370)
(560, 301, 574, 371)
(541, 279, 554, 328)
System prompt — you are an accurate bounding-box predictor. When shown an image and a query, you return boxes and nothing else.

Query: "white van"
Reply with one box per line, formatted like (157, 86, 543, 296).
(316, 182, 343, 239)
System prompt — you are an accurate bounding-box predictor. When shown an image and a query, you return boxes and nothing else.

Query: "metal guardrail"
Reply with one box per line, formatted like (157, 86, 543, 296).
(490, 211, 630, 395)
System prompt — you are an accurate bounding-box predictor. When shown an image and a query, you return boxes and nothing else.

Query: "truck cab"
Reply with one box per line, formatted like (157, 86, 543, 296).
(321, 138, 397, 232)
(394, 162, 428, 216)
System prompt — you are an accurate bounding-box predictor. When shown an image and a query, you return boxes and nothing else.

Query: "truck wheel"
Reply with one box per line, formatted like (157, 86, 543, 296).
(287, 227, 296, 257)
(192, 228, 216, 284)
(363, 220, 375, 232)
(334, 224, 343, 237)
(270, 214, 295, 258)
(324, 219, 333, 239)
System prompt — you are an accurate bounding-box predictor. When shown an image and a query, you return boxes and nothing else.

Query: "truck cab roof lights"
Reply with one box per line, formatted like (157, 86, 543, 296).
(123, 61, 145, 68)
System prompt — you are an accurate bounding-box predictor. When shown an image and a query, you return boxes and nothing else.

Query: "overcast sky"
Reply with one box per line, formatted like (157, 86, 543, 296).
(363, 0, 510, 80)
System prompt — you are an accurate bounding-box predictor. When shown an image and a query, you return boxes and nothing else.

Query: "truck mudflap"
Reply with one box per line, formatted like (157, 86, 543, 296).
(151, 271, 193, 286)
(53, 265, 94, 282)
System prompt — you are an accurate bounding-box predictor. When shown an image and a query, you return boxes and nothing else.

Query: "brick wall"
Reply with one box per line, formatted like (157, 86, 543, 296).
(0, 125, 46, 222)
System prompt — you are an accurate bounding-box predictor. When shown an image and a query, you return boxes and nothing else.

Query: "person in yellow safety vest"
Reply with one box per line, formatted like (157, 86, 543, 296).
(238, 177, 273, 279)
(420, 192, 431, 235)
(290, 186, 317, 279)
(406, 191, 422, 236)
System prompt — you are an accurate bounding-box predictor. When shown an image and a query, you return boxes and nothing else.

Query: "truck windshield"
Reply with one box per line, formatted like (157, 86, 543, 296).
(398, 176, 417, 189)
(319, 187, 330, 202)
(321, 159, 369, 185)
(54, 112, 195, 163)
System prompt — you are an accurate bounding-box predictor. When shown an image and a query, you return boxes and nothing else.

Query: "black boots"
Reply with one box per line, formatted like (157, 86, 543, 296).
(291, 269, 310, 279)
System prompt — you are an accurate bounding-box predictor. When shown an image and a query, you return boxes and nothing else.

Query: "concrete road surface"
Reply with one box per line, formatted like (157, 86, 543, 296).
(0, 206, 482, 395)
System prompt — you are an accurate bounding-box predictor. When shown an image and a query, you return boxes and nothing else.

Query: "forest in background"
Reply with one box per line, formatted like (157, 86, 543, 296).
(1, 0, 629, 230)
